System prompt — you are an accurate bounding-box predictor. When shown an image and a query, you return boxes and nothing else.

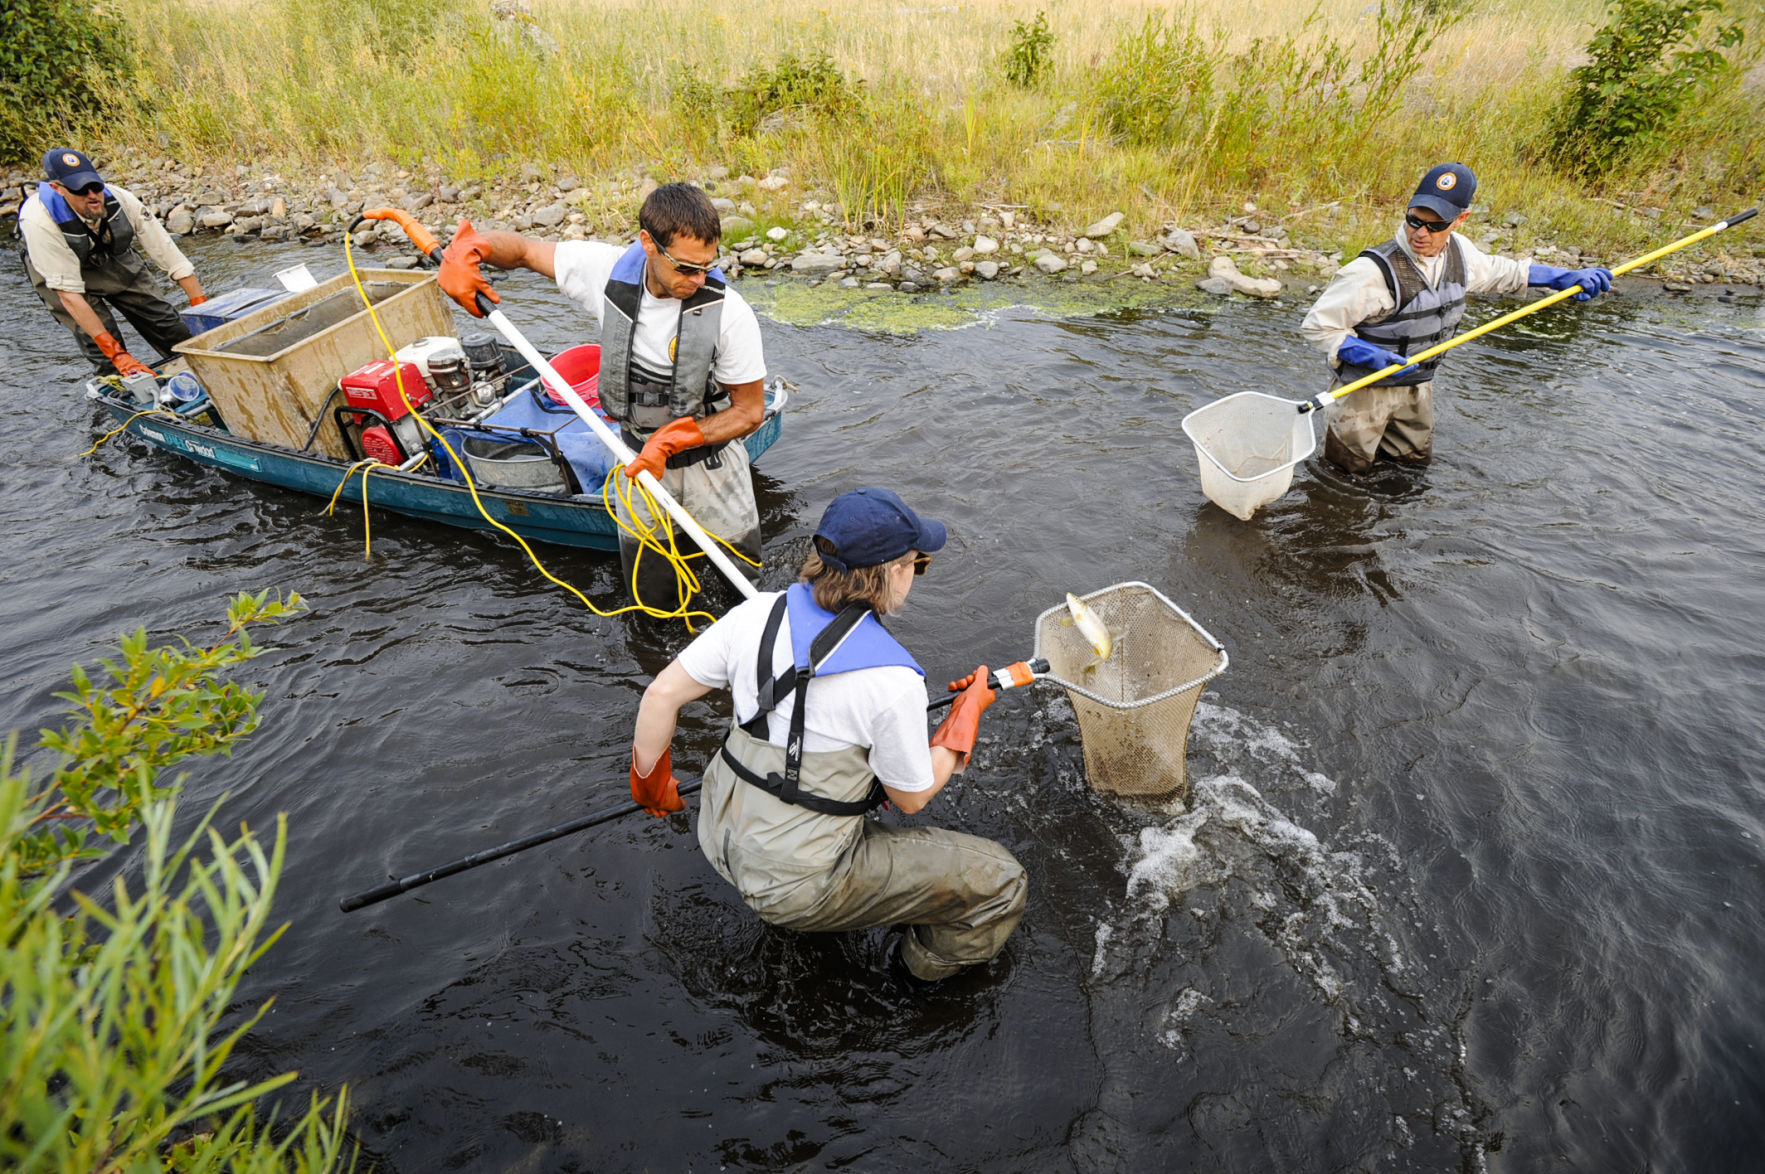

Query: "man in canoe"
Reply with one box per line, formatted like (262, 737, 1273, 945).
(18, 148, 207, 377)
(1301, 162, 1613, 474)
(627, 487, 1028, 987)
(437, 183, 766, 606)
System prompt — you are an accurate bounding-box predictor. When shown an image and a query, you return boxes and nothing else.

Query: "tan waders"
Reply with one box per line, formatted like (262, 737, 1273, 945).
(1322, 377, 1435, 473)
(23, 251, 191, 372)
(614, 437, 761, 607)
(701, 727, 1027, 982)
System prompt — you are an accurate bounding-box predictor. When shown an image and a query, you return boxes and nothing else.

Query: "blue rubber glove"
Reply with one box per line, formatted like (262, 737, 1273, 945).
(1336, 335, 1418, 377)
(1529, 264, 1612, 301)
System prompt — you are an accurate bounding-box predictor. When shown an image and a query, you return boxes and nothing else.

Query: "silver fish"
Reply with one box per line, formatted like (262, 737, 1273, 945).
(1065, 592, 1114, 661)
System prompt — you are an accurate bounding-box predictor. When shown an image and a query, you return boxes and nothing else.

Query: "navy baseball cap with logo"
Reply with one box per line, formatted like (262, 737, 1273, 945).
(43, 148, 104, 193)
(814, 487, 947, 571)
(1409, 162, 1476, 221)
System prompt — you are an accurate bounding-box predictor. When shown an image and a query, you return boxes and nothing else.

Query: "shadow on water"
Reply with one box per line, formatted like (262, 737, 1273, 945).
(3, 233, 1765, 1171)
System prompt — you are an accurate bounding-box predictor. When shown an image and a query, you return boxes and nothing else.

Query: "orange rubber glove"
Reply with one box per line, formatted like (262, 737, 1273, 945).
(94, 331, 151, 378)
(946, 662, 1035, 693)
(930, 664, 996, 760)
(624, 417, 707, 481)
(438, 217, 500, 317)
(631, 746, 685, 817)
(187, 293, 208, 307)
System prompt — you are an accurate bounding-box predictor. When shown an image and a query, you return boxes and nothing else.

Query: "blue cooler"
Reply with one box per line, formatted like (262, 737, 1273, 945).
(181, 287, 293, 336)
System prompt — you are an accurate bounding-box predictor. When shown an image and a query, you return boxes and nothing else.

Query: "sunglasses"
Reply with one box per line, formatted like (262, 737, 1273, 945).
(1404, 212, 1455, 234)
(655, 240, 715, 278)
(912, 552, 933, 576)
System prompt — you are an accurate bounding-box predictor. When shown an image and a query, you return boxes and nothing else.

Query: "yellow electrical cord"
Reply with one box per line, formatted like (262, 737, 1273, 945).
(323, 458, 390, 560)
(78, 404, 179, 458)
(338, 232, 748, 628)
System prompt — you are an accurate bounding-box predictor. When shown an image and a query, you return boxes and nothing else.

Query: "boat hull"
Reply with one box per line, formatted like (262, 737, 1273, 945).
(98, 392, 786, 552)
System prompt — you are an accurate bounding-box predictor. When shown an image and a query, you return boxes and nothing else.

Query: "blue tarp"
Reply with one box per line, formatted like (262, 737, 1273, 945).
(435, 384, 620, 494)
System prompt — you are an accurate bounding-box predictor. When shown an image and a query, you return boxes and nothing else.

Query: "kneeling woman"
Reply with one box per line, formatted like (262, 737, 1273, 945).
(629, 487, 1026, 983)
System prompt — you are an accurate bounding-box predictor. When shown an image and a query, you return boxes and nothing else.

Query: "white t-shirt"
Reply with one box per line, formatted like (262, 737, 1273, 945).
(677, 591, 936, 794)
(552, 240, 767, 386)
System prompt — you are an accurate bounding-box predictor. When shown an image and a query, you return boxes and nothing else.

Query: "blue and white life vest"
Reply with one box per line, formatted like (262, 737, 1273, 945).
(718, 583, 924, 816)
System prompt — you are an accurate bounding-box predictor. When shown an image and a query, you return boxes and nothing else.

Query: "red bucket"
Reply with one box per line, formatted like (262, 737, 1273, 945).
(547, 344, 601, 410)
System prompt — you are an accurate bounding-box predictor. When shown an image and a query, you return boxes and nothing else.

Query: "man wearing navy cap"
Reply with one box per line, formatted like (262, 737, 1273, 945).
(18, 148, 207, 376)
(629, 487, 1028, 987)
(1301, 162, 1613, 473)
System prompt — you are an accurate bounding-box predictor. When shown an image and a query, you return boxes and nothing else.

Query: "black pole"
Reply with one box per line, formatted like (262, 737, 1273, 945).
(339, 657, 1049, 913)
(339, 779, 703, 912)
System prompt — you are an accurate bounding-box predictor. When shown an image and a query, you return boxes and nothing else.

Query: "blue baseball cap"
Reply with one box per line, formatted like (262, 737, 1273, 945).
(1409, 162, 1476, 221)
(814, 487, 947, 571)
(43, 148, 104, 192)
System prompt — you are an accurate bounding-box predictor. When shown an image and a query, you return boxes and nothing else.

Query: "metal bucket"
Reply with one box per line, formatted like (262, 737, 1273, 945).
(1180, 392, 1316, 520)
(459, 436, 568, 493)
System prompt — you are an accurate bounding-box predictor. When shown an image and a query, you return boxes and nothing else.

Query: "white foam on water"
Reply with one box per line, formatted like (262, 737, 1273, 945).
(1190, 699, 1337, 795)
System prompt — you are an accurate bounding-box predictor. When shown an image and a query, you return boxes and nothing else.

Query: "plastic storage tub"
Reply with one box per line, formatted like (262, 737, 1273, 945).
(179, 287, 292, 336)
(173, 270, 454, 460)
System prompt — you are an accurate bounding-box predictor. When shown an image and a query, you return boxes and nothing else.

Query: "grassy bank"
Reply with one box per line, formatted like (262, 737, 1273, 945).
(66, 0, 1765, 258)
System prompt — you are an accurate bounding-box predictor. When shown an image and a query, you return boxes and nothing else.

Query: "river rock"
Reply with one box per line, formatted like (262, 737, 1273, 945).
(791, 252, 844, 275)
(532, 203, 568, 227)
(1162, 228, 1201, 259)
(972, 235, 999, 255)
(1208, 255, 1281, 298)
(897, 280, 921, 293)
(166, 206, 193, 235)
(327, 188, 351, 209)
(556, 176, 579, 193)
(766, 226, 788, 242)
(711, 196, 736, 212)
(439, 185, 460, 203)
(1128, 240, 1160, 257)
(976, 260, 1000, 280)
(384, 255, 421, 269)
(269, 196, 286, 218)
(1034, 252, 1068, 274)
(876, 251, 903, 278)
(1083, 212, 1124, 239)
(402, 191, 434, 211)
(1196, 276, 1234, 296)
(739, 248, 768, 266)
(757, 174, 789, 191)
(721, 215, 754, 238)
(200, 211, 234, 229)
(933, 267, 961, 284)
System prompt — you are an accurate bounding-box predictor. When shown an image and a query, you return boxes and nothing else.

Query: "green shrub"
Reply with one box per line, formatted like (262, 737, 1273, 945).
(674, 52, 865, 139)
(1543, 0, 1744, 177)
(0, 591, 354, 1173)
(1092, 0, 1451, 188)
(1004, 11, 1057, 89)
(0, 0, 133, 164)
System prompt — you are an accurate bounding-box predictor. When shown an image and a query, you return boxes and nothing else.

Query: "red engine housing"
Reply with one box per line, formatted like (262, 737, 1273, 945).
(359, 425, 405, 465)
(340, 360, 430, 422)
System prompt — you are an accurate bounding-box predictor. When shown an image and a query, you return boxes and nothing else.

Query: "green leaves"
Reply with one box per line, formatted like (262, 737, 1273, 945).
(1544, 0, 1746, 177)
(0, 0, 133, 162)
(1, 593, 351, 1172)
(1004, 11, 1057, 90)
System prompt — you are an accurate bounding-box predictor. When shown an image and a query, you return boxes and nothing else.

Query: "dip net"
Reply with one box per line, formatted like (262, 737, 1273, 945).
(1033, 582, 1229, 801)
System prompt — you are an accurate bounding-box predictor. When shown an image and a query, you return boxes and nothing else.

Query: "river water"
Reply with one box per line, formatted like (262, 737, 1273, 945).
(4, 237, 1763, 1172)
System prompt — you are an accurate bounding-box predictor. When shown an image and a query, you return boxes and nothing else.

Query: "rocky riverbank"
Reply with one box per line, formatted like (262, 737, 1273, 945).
(6, 149, 1763, 298)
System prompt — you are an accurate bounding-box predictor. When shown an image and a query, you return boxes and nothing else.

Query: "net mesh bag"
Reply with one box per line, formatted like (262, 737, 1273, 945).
(1033, 582, 1229, 801)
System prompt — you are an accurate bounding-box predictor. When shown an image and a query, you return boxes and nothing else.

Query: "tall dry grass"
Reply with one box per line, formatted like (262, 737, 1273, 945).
(97, 0, 1763, 256)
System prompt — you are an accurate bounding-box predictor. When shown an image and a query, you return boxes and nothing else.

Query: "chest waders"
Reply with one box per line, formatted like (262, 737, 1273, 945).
(1338, 237, 1469, 387)
(20, 186, 191, 370)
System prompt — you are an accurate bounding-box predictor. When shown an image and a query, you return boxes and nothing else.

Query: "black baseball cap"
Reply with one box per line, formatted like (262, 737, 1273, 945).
(43, 148, 104, 193)
(814, 488, 947, 571)
(1409, 163, 1476, 222)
